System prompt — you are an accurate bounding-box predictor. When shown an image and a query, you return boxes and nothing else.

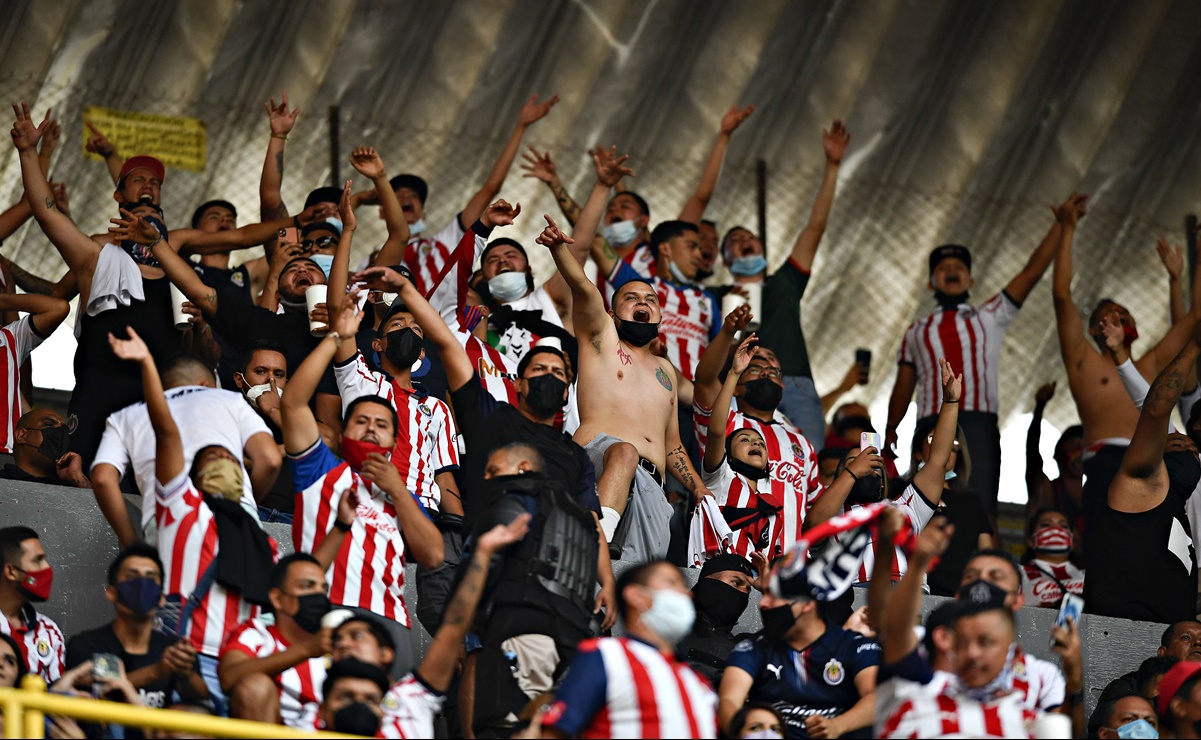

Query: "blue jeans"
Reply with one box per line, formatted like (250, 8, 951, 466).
(196, 653, 229, 717)
(257, 507, 294, 524)
(779, 375, 826, 450)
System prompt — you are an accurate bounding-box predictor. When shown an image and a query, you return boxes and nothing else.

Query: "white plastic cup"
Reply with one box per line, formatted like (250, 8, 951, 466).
(169, 284, 191, 331)
(1030, 712, 1072, 739)
(306, 285, 329, 336)
(720, 282, 763, 331)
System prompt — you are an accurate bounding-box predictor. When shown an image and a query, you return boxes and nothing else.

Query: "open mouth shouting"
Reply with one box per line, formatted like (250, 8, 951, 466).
(633, 308, 651, 322)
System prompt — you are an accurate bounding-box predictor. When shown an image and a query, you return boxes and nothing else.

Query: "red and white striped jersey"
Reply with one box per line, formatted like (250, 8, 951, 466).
(333, 352, 459, 512)
(1007, 648, 1066, 710)
(0, 316, 44, 453)
(402, 219, 467, 301)
(155, 472, 274, 657)
(878, 685, 1038, 739)
(1022, 560, 1085, 609)
(290, 440, 413, 627)
(0, 604, 64, 682)
(220, 618, 325, 729)
(897, 294, 1019, 417)
(842, 484, 938, 585)
(695, 404, 823, 532)
(599, 243, 657, 308)
(379, 672, 446, 739)
(544, 637, 716, 739)
(610, 262, 718, 382)
(464, 333, 519, 407)
(703, 458, 804, 560)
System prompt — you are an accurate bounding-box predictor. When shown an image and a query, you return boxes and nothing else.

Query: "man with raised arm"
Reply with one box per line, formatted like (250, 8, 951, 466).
(1085, 321, 1201, 624)
(539, 157, 714, 560)
(887, 194, 1079, 520)
(1052, 195, 1201, 532)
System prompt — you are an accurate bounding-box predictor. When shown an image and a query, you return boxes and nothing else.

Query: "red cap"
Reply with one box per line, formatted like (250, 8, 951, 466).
(1158, 661, 1201, 717)
(117, 155, 165, 185)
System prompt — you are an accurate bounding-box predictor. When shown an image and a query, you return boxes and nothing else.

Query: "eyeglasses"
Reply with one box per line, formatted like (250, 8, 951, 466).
(744, 366, 781, 379)
(301, 236, 336, 252)
(926, 434, 961, 450)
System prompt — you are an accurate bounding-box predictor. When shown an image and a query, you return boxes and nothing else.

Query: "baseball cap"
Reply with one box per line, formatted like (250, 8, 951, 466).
(388, 174, 428, 204)
(118, 156, 165, 186)
(1158, 660, 1201, 716)
(304, 186, 343, 210)
(698, 553, 755, 581)
(928, 244, 972, 276)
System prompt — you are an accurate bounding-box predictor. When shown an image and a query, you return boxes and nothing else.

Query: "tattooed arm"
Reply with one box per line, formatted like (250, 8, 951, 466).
(148, 229, 220, 316)
(665, 379, 714, 502)
(1112, 326, 1201, 511)
(416, 514, 531, 694)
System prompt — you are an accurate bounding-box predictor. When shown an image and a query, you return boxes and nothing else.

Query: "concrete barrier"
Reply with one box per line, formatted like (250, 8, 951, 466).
(0, 481, 1164, 717)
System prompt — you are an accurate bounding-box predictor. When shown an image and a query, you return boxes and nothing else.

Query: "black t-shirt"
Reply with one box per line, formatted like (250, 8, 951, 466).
(926, 486, 994, 596)
(66, 623, 173, 711)
(742, 259, 813, 378)
(0, 463, 64, 486)
(195, 264, 253, 389)
(449, 374, 599, 530)
(1084, 470, 1197, 624)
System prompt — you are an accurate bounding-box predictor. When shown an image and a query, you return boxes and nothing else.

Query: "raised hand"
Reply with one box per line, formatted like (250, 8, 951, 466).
(517, 93, 560, 126)
(39, 117, 61, 157)
(534, 214, 574, 250)
(1157, 236, 1184, 281)
(476, 512, 532, 556)
(10, 102, 49, 152)
(720, 104, 756, 135)
(1053, 192, 1088, 228)
(847, 446, 884, 481)
(520, 147, 558, 183)
(296, 201, 336, 227)
(338, 178, 357, 232)
(84, 121, 117, 157)
(1034, 381, 1056, 406)
(938, 357, 962, 403)
(108, 326, 151, 362)
(330, 291, 365, 337)
(108, 209, 161, 244)
(731, 332, 757, 375)
(877, 506, 905, 544)
(720, 303, 754, 336)
(1097, 315, 1125, 355)
(915, 515, 954, 560)
(823, 119, 850, 164)
(353, 265, 409, 292)
(50, 181, 69, 216)
(590, 145, 635, 187)
(349, 146, 386, 181)
(265, 91, 300, 136)
(480, 199, 521, 229)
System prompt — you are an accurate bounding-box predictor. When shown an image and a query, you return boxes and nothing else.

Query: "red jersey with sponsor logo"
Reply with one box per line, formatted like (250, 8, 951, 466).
(1022, 559, 1085, 609)
(610, 261, 718, 382)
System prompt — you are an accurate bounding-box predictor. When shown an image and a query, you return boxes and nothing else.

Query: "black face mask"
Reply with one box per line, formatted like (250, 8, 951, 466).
(383, 328, 423, 370)
(332, 702, 381, 736)
(692, 579, 749, 633)
(34, 425, 70, 461)
(728, 456, 770, 481)
(291, 592, 331, 634)
(522, 374, 568, 418)
(742, 378, 783, 411)
(760, 603, 800, 642)
(1165, 450, 1201, 494)
(956, 578, 1011, 608)
(616, 320, 660, 347)
(933, 290, 970, 309)
(847, 472, 885, 505)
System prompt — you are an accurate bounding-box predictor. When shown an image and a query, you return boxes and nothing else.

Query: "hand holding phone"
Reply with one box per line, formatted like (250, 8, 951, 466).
(860, 432, 883, 452)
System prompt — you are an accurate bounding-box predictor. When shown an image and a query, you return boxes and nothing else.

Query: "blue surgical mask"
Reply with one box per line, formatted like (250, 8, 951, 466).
(603, 219, 638, 247)
(409, 218, 426, 236)
(667, 260, 694, 286)
(310, 254, 334, 278)
(1116, 719, 1159, 739)
(730, 255, 767, 276)
(115, 577, 162, 616)
(323, 217, 344, 234)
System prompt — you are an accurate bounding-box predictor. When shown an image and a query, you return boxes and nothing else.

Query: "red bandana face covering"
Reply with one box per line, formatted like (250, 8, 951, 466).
(1033, 526, 1072, 554)
(18, 566, 53, 602)
(1124, 324, 1139, 346)
(339, 436, 392, 471)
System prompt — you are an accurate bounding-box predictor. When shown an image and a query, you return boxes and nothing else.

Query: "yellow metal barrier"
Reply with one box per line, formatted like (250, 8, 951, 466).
(0, 674, 360, 739)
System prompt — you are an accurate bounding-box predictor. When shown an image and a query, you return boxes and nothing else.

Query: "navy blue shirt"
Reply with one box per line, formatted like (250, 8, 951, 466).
(727, 627, 880, 738)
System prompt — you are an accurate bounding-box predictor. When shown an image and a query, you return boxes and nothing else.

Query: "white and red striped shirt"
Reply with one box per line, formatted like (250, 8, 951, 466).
(843, 484, 938, 585)
(464, 333, 519, 407)
(403, 219, 468, 302)
(544, 637, 716, 739)
(0, 315, 44, 453)
(1022, 560, 1085, 609)
(333, 352, 459, 512)
(0, 604, 64, 682)
(610, 261, 718, 382)
(290, 439, 413, 626)
(1006, 648, 1066, 710)
(379, 672, 446, 738)
(599, 243, 657, 308)
(695, 404, 823, 535)
(155, 472, 274, 657)
(704, 458, 805, 560)
(220, 618, 325, 729)
(879, 686, 1038, 738)
(897, 294, 1019, 417)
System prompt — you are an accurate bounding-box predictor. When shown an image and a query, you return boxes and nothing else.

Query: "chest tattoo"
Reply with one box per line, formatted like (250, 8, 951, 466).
(656, 366, 673, 391)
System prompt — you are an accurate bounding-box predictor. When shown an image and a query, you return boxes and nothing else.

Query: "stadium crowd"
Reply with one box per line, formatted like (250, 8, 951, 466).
(0, 87, 1198, 739)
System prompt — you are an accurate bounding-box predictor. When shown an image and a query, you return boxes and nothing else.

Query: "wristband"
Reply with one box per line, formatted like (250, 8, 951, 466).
(844, 468, 859, 482)
(943, 399, 958, 403)
(1066, 688, 1084, 706)
(334, 519, 352, 532)
(147, 234, 163, 249)
(271, 133, 288, 140)
(293, 215, 300, 228)
(327, 331, 342, 347)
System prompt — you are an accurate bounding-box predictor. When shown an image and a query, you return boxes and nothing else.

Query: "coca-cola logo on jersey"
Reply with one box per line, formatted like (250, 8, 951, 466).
(773, 459, 810, 488)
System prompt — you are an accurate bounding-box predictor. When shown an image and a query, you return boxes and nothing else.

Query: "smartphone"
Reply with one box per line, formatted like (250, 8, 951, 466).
(1051, 593, 1084, 647)
(855, 348, 872, 384)
(860, 432, 883, 452)
(278, 226, 299, 245)
(92, 652, 121, 682)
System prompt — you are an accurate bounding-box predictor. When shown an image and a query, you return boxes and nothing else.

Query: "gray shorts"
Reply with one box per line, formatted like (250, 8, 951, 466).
(583, 433, 672, 562)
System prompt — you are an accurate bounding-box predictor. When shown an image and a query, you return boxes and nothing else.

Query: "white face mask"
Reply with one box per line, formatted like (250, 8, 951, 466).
(487, 271, 528, 303)
(742, 731, 784, 740)
(603, 219, 638, 247)
(640, 589, 695, 644)
(245, 383, 283, 408)
(409, 218, 426, 236)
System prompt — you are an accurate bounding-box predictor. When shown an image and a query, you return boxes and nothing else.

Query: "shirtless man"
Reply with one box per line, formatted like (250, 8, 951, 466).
(1052, 192, 1201, 536)
(537, 150, 713, 560)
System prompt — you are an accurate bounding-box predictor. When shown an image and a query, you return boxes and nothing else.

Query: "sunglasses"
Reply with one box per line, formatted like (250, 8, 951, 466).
(301, 236, 337, 252)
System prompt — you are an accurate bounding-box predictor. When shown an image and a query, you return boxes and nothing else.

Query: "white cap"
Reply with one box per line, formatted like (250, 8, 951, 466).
(534, 336, 562, 352)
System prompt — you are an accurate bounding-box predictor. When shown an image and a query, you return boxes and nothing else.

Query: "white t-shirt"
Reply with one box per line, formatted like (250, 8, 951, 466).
(91, 386, 271, 528)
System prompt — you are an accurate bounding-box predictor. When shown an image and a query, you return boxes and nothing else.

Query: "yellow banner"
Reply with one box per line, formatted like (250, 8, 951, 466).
(81, 106, 207, 173)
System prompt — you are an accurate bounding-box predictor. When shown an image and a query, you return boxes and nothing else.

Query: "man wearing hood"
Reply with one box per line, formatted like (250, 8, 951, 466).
(887, 196, 1076, 522)
(679, 554, 757, 687)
